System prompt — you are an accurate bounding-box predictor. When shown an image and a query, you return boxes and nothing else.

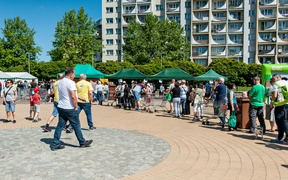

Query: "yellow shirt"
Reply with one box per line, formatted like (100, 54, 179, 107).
(76, 80, 93, 103)
(53, 80, 60, 102)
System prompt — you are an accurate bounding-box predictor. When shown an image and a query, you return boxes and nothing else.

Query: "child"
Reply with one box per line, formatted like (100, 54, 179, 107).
(28, 91, 35, 120)
(32, 88, 41, 122)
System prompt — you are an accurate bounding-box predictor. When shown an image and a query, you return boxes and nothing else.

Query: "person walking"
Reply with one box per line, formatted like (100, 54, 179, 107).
(247, 76, 266, 134)
(76, 74, 96, 130)
(50, 67, 93, 151)
(43, 73, 64, 132)
(3, 79, 18, 123)
(214, 77, 227, 128)
(180, 80, 188, 116)
(96, 80, 104, 105)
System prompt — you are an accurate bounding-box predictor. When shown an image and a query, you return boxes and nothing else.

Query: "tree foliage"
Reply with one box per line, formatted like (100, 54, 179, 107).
(0, 16, 41, 70)
(123, 14, 189, 65)
(49, 7, 101, 64)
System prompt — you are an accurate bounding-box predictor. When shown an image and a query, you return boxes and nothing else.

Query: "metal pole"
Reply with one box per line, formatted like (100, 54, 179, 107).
(28, 54, 30, 73)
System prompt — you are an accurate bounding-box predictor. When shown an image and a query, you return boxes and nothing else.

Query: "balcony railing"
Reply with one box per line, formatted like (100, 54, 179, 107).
(194, 40, 209, 44)
(123, 0, 136, 3)
(212, 40, 226, 44)
(211, 52, 225, 56)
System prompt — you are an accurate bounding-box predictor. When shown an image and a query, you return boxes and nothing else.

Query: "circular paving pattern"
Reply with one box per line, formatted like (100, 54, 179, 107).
(0, 127, 170, 179)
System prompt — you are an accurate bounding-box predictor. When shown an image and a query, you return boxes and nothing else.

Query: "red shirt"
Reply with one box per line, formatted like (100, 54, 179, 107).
(30, 95, 34, 106)
(32, 93, 41, 105)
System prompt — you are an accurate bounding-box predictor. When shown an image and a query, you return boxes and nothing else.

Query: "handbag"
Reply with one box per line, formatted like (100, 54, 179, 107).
(3, 86, 13, 105)
(228, 112, 237, 128)
(165, 92, 172, 101)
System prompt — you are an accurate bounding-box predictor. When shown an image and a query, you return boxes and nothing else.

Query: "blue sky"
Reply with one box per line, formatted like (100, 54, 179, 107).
(0, 0, 102, 62)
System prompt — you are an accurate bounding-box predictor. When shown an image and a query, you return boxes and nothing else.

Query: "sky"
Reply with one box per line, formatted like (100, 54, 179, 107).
(0, 0, 102, 62)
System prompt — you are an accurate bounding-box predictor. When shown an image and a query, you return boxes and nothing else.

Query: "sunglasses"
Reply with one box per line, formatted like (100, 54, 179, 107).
(7, 82, 11, 84)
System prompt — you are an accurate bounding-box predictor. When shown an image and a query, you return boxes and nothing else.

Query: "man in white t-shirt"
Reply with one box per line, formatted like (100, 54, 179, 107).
(270, 74, 288, 143)
(50, 67, 93, 151)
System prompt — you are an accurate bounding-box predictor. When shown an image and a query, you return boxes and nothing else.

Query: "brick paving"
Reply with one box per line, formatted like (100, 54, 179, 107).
(0, 100, 288, 179)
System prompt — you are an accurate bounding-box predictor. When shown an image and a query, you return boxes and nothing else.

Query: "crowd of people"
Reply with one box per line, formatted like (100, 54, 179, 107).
(2, 67, 288, 150)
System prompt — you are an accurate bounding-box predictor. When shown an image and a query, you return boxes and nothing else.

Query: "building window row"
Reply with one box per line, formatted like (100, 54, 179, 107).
(106, 28, 122, 35)
(106, 50, 121, 56)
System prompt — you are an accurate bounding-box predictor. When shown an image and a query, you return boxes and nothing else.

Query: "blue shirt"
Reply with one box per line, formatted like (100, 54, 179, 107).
(214, 83, 226, 101)
(205, 83, 210, 94)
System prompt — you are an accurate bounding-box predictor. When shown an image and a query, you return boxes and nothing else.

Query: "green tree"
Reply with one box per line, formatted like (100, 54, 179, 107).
(207, 58, 249, 86)
(49, 7, 101, 64)
(0, 16, 41, 70)
(123, 14, 189, 64)
(246, 64, 262, 86)
(95, 61, 134, 75)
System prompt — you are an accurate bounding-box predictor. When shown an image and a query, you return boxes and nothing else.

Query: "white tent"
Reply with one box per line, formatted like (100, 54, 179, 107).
(4, 72, 37, 80)
(0, 71, 13, 79)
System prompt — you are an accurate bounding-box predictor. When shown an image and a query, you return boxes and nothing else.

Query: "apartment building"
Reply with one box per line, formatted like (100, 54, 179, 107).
(101, 0, 288, 65)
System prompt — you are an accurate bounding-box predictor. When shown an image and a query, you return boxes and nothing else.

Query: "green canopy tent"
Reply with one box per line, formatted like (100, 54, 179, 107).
(58, 64, 106, 79)
(148, 68, 194, 80)
(106, 68, 147, 79)
(194, 69, 228, 81)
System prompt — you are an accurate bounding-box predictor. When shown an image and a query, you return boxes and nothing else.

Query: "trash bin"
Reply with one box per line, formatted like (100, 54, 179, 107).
(236, 98, 250, 129)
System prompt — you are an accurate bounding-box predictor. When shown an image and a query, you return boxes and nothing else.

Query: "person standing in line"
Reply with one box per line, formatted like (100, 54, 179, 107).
(180, 80, 188, 116)
(132, 80, 146, 111)
(167, 79, 175, 113)
(265, 78, 277, 132)
(227, 83, 238, 131)
(171, 81, 181, 118)
(3, 79, 18, 123)
(50, 67, 93, 151)
(214, 77, 227, 128)
(96, 80, 104, 105)
(43, 74, 64, 132)
(76, 74, 96, 130)
(270, 74, 288, 143)
(247, 76, 266, 134)
(159, 83, 165, 96)
(103, 82, 109, 101)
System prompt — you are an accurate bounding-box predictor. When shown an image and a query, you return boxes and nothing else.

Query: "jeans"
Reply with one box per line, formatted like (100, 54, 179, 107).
(93, 92, 98, 102)
(97, 91, 103, 105)
(123, 96, 131, 109)
(78, 102, 93, 127)
(249, 105, 265, 134)
(51, 102, 58, 116)
(173, 97, 181, 117)
(51, 108, 86, 149)
(104, 90, 109, 100)
(275, 104, 288, 140)
(5, 101, 16, 112)
(180, 98, 186, 115)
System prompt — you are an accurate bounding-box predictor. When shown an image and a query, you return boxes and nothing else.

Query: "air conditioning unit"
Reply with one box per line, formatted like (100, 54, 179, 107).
(271, 37, 276, 42)
(278, 49, 282, 54)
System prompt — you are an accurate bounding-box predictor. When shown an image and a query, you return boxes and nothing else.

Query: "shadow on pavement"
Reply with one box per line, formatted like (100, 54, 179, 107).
(40, 138, 79, 148)
(281, 164, 288, 169)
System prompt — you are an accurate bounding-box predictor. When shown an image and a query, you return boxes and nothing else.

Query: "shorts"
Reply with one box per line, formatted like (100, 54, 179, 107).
(5, 101, 16, 112)
(52, 101, 59, 116)
(34, 104, 40, 113)
(30, 106, 35, 111)
(133, 90, 141, 101)
(204, 93, 210, 98)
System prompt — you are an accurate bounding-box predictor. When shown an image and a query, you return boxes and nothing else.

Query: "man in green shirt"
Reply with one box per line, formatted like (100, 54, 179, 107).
(248, 76, 266, 134)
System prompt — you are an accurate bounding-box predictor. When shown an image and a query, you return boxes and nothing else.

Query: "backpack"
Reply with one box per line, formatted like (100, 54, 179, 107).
(273, 82, 288, 107)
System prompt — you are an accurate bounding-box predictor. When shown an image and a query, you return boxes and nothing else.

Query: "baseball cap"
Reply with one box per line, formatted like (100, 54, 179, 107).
(34, 87, 40, 93)
(253, 76, 260, 81)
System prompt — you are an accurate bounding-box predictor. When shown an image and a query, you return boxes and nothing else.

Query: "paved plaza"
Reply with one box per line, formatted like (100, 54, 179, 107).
(0, 101, 288, 179)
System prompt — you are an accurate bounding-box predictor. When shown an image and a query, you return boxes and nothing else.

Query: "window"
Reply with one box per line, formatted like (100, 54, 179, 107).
(187, 36, 191, 41)
(249, 22, 255, 28)
(185, 13, 191, 20)
(185, 2, 191, 8)
(139, 16, 146, 22)
(185, 25, 191, 31)
(106, 39, 113, 45)
(116, 50, 121, 55)
(249, 0, 255, 4)
(106, 7, 113, 13)
(116, 7, 121, 13)
(116, 28, 121, 34)
(249, 10, 255, 16)
(116, 39, 121, 44)
(195, 59, 207, 66)
(106, 50, 114, 56)
(106, 29, 113, 34)
(248, 34, 255, 40)
(106, 18, 113, 24)
(156, 5, 163, 10)
(106, 0, 113, 2)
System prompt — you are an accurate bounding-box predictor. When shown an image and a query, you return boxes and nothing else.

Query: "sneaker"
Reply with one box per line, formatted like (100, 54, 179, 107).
(80, 140, 93, 148)
(32, 119, 38, 123)
(51, 145, 65, 151)
(89, 126, 96, 130)
(271, 138, 283, 144)
(43, 127, 51, 132)
(12, 120, 16, 123)
(3, 119, 10, 123)
(66, 128, 73, 133)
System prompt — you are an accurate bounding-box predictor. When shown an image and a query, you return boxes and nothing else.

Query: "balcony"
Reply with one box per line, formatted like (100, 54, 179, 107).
(259, 0, 277, 6)
(258, 34, 277, 43)
(278, 46, 288, 55)
(278, 34, 288, 43)
(192, 50, 208, 57)
(228, 1, 243, 9)
(228, 36, 243, 44)
(138, 5, 151, 14)
(211, 49, 226, 56)
(259, 21, 276, 31)
(228, 50, 242, 56)
(211, 37, 226, 45)
(212, 16, 227, 22)
(228, 12, 243, 21)
(192, 12, 209, 21)
(258, 9, 277, 19)
(137, 0, 151, 3)
(228, 26, 243, 33)
(192, 25, 209, 33)
(279, 26, 288, 31)
(258, 47, 275, 55)
(212, 2, 227, 10)
(192, 36, 209, 45)
(193, 2, 209, 10)
(167, 6, 180, 13)
(123, 6, 136, 15)
(211, 26, 226, 33)
(166, 0, 180, 2)
(279, 0, 288, 6)
(123, 0, 136, 4)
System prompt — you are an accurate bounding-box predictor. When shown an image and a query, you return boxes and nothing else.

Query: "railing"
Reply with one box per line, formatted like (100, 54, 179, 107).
(228, 28, 242, 32)
(259, 1, 275, 5)
(211, 52, 225, 56)
(212, 40, 226, 44)
(194, 40, 209, 44)
(123, 0, 136, 3)
(230, 40, 243, 44)
(213, 17, 227, 21)
(258, 50, 273, 54)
